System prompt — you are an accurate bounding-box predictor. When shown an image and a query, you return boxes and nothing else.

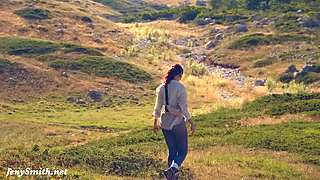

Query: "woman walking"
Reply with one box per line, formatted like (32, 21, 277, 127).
(153, 64, 196, 180)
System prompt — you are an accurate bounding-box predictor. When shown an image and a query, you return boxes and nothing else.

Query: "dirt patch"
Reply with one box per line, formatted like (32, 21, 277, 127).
(79, 125, 115, 133)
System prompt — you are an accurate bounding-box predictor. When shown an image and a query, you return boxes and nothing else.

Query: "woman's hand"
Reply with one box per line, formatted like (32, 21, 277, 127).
(188, 118, 196, 135)
(153, 121, 159, 135)
(168, 106, 183, 117)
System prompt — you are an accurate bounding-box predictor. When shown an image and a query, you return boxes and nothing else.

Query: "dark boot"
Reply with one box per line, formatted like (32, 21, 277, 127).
(163, 167, 178, 180)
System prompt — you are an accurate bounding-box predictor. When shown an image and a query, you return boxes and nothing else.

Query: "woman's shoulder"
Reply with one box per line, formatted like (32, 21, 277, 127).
(156, 84, 165, 93)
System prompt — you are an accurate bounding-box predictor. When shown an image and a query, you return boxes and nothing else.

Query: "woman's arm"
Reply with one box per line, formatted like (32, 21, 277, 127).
(178, 85, 195, 134)
(178, 86, 191, 120)
(153, 87, 163, 120)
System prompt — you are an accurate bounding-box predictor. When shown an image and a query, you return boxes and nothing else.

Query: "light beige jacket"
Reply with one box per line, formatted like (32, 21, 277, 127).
(153, 80, 191, 130)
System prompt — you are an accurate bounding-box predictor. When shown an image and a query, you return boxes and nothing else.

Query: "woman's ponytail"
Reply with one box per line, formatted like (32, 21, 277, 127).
(163, 64, 184, 86)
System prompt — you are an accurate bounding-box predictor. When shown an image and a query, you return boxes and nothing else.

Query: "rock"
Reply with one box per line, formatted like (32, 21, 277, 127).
(182, 49, 191, 54)
(88, 90, 102, 101)
(251, 14, 259, 20)
(128, 94, 139, 101)
(76, 99, 86, 104)
(255, 79, 266, 86)
(67, 96, 76, 102)
(12, 98, 23, 103)
(215, 33, 223, 41)
(196, 0, 206, 6)
(204, 41, 215, 49)
(81, 16, 92, 23)
(260, 18, 269, 25)
(285, 65, 298, 73)
(299, 65, 313, 74)
(196, 18, 211, 26)
(93, 38, 103, 44)
(56, 29, 65, 35)
(255, 23, 264, 28)
(296, 9, 303, 14)
(61, 71, 68, 78)
(226, 16, 235, 22)
(301, 20, 320, 28)
(258, 71, 264, 76)
(293, 72, 299, 78)
(137, 86, 144, 91)
(87, 23, 94, 29)
(234, 23, 248, 33)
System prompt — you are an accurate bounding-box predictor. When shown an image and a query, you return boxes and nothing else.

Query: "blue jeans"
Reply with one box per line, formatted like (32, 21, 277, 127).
(161, 120, 188, 168)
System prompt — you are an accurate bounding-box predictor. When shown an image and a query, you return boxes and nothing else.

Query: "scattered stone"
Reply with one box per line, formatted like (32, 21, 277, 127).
(215, 33, 223, 41)
(81, 16, 92, 23)
(67, 96, 76, 102)
(196, 0, 206, 6)
(296, 9, 303, 14)
(128, 94, 139, 101)
(88, 90, 102, 101)
(255, 79, 267, 86)
(258, 71, 264, 76)
(259, 18, 269, 25)
(87, 23, 94, 29)
(285, 65, 298, 73)
(61, 71, 68, 78)
(93, 38, 103, 44)
(226, 16, 235, 22)
(76, 99, 86, 104)
(234, 23, 248, 33)
(12, 98, 24, 103)
(204, 41, 215, 49)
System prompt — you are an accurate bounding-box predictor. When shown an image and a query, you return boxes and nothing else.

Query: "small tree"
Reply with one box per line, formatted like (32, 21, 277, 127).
(265, 78, 277, 93)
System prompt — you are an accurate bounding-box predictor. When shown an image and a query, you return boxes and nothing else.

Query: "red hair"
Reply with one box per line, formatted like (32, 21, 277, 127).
(162, 64, 184, 86)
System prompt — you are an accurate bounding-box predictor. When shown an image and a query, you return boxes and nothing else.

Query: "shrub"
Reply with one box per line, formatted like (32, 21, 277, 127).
(229, 33, 315, 49)
(81, 16, 92, 22)
(63, 43, 103, 56)
(0, 37, 60, 55)
(266, 99, 320, 116)
(50, 56, 152, 83)
(253, 58, 275, 67)
(279, 73, 294, 83)
(0, 59, 23, 74)
(179, 5, 202, 23)
(14, 8, 51, 20)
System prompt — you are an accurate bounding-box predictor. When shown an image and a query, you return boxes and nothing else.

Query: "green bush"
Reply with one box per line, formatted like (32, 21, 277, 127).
(0, 37, 60, 55)
(266, 99, 320, 116)
(279, 73, 294, 83)
(226, 121, 320, 165)
(228, 33, 315, 49)
(0, 37, 103, 56)
(14, 8, 51, 20)
(50, 56, 152, 83)
(253, 58, 275, 67)
(63, 43, 103, 56)
(0, 59, 23, 74)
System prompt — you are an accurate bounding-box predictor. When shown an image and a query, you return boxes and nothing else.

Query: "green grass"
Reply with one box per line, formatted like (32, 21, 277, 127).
(253, 58, 276, 68)
(0, 93, 319, 179)
(228, 33, 315, 49)
(49, 56, 152, 83)
(14, 8, 51, 20)
(0, 37, 103, 56)
(226, 122, 320, 165)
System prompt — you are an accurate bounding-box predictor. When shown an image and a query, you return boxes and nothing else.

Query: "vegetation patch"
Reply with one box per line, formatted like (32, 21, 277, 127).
(226, 121, 320, 165)
(228, 33, 314, 49)
(49, 56, 152, 83)
(0, 37, 103, 56)
(0, 59, 23, 75)
(14, 8, 51, 20)
(253, 58, 276, 68)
